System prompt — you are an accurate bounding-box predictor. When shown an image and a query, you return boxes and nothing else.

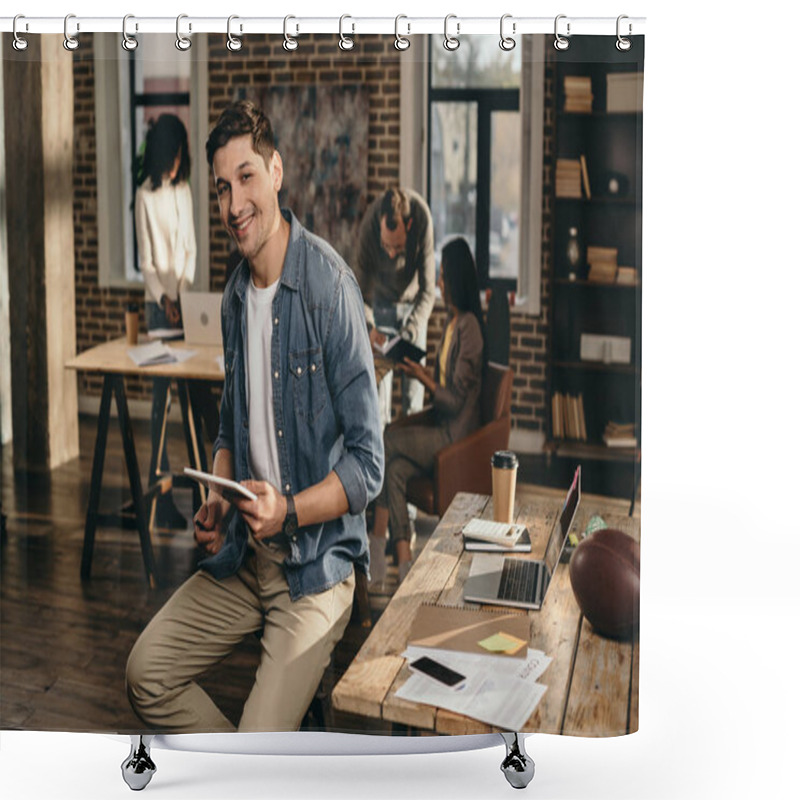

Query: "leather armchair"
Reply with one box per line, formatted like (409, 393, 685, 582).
(390, 363, 514, 518)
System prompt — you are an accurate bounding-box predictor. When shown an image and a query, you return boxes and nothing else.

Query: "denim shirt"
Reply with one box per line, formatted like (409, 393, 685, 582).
(201, 210, 384, 599)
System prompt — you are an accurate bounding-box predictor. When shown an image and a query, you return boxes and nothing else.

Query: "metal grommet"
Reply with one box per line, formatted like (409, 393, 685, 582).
(283, 15, 299, 52)
(394, 15, 410, 51)
(499, 14, 516, 51)
(443, 14, 460, 52)
(175, 14, 191, 51)
(64, 14, 79, 51)
(227, 15, 242, 52)
(122, 15, 138, 51)
(554, 14, 570, 51)
(339, 15, 355, 51)
(616, 15, 632, 52)
(12, 15, 28, 51)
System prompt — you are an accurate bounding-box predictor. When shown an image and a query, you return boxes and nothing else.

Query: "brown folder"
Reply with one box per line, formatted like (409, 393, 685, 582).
(408, 603, 531, 660)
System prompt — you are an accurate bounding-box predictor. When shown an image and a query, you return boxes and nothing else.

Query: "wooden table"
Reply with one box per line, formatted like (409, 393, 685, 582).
(332, 491, 640, 736)
(66, 336, 223, 588)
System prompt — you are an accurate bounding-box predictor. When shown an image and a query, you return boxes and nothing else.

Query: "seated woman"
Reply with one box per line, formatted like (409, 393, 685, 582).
(370, 237, 486, 587)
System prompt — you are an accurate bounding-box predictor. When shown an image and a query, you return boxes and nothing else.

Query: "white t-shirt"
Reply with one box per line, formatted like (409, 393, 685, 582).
(134, 177, 197, 305)
(246, 276, 281, 487)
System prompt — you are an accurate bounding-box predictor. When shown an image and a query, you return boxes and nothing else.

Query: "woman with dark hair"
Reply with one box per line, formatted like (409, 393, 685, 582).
(370, 237, 485, 587)
(135, 113, 197, 529)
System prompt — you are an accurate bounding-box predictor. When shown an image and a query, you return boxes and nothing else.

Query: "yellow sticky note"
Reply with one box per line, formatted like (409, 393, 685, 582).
(478, 631, 527, 655)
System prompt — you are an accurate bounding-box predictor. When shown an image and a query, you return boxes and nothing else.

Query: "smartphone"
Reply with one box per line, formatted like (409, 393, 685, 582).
(409, 656, 467, 689)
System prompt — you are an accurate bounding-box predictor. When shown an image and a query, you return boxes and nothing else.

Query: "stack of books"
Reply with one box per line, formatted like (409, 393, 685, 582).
(603, 421, 637, 448)
(551, 391, 587, 442)
(616, 266, 638, 285)
(564, 75, 594, 113)
(586, 246, 618, 282)
(606, 73, 643, 113)
(556, 158, 582, 198)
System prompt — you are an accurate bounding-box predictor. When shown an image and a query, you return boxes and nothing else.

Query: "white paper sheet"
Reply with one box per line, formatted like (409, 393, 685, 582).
(397, 647, 552, 730)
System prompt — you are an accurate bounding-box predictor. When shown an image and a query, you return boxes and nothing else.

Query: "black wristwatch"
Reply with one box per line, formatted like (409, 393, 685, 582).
(282, 494, 298, 537)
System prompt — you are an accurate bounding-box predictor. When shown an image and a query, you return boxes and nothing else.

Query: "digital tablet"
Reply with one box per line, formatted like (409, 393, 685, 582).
(183, 468, 258, 502)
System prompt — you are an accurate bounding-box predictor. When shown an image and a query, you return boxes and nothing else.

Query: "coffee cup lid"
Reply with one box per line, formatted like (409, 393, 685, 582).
(491, 451, 518, 469)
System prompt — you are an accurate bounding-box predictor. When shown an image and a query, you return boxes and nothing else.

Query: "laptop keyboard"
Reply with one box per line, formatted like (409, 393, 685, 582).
(497, 559, 547, 604)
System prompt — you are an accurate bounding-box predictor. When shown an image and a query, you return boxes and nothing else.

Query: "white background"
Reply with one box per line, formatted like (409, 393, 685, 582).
(3, 1, 799, 798)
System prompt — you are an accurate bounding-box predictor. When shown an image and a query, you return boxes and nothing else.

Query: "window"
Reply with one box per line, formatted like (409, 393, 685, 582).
(428, 36, 521, 291)
(94, 35, 209, 291)
(128, 49, 192, 278)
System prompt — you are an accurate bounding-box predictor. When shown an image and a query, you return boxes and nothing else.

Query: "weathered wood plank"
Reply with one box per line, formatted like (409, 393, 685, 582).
(562, 618, 632, 737)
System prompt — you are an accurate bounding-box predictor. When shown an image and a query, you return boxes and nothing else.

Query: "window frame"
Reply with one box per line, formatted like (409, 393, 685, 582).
(93, 34, 209, 292)
(402, 35, 543, 315)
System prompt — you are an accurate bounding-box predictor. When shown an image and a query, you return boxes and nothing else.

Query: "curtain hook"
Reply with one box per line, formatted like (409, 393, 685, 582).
(339, 15, 355, 51)
(499, 14, 516, 51)
(12, 15, 29, 51)
(64, 13, 80, 51)
(227, 15, 242, 52)
(122, 15, 138, 51)
(394, 15, 411, 51)
(616, 15, 632, 51)
(176, 14, 192, 51)
(554, 14, 570, 51)
(283, 15, 299, 51)
(443, 14, 460, 51)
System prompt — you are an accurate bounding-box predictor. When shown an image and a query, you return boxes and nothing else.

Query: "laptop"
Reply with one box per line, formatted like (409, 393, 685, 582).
(180, 291, 223, 347)
(463, 466, 581, 611)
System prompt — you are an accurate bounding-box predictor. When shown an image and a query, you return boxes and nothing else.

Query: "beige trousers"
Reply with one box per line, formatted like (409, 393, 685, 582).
(126, 538, 354, 732)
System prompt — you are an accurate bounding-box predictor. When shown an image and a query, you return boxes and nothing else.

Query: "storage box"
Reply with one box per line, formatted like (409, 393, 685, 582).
(606, 73, 643, 113)
(580, 333, 632, 364)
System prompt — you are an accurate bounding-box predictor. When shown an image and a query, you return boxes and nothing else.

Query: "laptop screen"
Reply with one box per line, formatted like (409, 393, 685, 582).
(543, 466, 581, 576)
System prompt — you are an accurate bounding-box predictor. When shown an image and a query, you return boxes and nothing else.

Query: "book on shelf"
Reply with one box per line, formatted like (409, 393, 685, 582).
(586, 245, 618, 283)
(563, 75, 594, 113)
(551, 390, 587, 443)
(616, 266, 638, 285)
(556, 158, 583, 198)
(580, 155, 591, 199)
(603, 421, 638, 448)
(606, 72, 643, 114)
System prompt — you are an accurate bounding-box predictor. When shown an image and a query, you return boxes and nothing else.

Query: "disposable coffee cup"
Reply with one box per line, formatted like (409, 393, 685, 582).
(491, 451, 518, 523)
(125, 302, 139, 346)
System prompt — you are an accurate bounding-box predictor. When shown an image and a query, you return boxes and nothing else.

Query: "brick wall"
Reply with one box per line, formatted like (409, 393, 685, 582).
(71, 35, 555, 439)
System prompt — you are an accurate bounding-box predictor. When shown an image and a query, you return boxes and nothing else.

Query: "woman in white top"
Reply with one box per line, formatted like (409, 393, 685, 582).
(135, 113, 197, 529)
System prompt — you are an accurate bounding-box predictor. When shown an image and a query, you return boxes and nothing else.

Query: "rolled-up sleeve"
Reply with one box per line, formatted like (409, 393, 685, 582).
(325, 270, 384, 515)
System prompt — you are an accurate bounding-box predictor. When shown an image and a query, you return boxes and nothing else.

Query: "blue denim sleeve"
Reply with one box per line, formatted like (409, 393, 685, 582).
(325, 270, 384, 515)
(213, 290, 234, 461)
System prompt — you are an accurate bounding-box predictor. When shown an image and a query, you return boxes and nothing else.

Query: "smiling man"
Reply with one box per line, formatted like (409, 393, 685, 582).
(125, 100, 383, 733)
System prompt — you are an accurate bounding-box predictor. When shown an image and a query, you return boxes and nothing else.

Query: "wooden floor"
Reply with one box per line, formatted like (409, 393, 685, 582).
(0, 414, 638, 734)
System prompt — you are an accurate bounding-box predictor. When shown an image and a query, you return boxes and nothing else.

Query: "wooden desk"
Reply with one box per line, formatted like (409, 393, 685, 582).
(66, 337, 223, 588)
(332, 492, 640, 736)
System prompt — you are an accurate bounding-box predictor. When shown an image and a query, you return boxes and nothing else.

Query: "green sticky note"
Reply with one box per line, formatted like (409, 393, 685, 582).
(478, 632, 527, 655)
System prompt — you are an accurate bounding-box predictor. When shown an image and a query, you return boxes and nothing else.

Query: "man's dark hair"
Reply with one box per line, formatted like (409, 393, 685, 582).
(137, 113, 191, 189)
(206, 100, 276, 169)
(379, 188, 411, 231)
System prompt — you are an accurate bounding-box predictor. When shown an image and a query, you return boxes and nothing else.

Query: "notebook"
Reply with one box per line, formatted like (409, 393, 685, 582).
(180, 290, 223, 346)
(463, 466, 581, 610)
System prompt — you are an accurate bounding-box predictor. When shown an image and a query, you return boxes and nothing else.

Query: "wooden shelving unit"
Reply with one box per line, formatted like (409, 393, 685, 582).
(546, 36, 644, 505)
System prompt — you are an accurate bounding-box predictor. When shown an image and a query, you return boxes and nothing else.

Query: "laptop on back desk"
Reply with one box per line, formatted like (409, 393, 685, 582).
(463, 466, 581, 611)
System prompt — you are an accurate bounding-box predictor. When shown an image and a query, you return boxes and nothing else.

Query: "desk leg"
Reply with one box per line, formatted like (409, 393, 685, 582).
(176, 380, 206, 509)
(113, 376, 159, 590)
(80, 375, 114, 581)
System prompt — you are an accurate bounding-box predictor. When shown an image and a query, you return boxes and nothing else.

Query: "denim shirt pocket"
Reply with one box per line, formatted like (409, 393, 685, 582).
(288, 346, 327, 424)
